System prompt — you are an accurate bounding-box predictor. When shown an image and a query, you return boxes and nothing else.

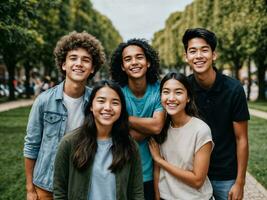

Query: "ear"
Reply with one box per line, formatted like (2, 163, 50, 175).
(62, 62, 66, 71)
(187, 98, 190, 103)
(121, 64, 125, 71)
(147, 61, 151, 68)
(212, 51, 217, 61)
(184, 52, 188, 62)
(91, 66, 95, 74)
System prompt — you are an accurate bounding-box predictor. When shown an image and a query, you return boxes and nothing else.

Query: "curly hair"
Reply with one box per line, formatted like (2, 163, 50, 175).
(110, 38, 160, 86)
(54, 31, 106, 79)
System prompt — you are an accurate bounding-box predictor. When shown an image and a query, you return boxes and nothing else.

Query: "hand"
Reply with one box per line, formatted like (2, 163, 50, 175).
(27, 189, 38, 200)
(148, 138, 162, 163)
(130, 129, 146, 141)
(228, 182, 244, 200)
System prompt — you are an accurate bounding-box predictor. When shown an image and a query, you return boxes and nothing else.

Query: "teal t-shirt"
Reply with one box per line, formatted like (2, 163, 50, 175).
(122, 82, 163, 182)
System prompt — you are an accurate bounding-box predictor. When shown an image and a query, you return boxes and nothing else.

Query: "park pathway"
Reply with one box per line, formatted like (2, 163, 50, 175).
(0, 100, 267, 199)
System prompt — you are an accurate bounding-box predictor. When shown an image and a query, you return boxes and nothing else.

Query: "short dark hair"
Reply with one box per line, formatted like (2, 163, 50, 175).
(54, 31, 106, 79)
(182, 28, 217, 52)
(110, 38, 160, 86)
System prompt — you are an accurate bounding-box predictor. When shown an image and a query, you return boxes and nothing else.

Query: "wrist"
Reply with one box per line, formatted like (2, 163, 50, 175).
(26, 183, 35, 192)
(235, 178, 245, 186)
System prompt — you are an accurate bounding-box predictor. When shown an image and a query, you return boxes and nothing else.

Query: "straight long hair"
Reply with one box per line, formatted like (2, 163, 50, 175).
(155, 72, 199, 144)
(72, 80, 137, 172)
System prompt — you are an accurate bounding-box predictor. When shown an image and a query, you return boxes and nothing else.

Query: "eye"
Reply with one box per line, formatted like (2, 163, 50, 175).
(162, 90, 169, 95)
(137, 55, 144, 60)
(189, 50, 196, 54)
(83, 58, 91, 63)
(112, 101, 120, 106)
(96, 99, 105, 103)
(123, 57, 131, 62)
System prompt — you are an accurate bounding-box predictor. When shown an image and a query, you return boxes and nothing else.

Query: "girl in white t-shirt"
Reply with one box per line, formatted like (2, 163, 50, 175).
(149, 72, 214, 200)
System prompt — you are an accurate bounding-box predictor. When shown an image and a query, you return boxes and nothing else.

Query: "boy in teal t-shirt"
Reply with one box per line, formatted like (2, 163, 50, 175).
(110, 39, 165, 200)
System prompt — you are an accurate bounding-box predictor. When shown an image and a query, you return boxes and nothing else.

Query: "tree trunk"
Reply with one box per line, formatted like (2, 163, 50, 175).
(257, 60, 266, 100)
(24, 62, 32, 98)
(247, 57, 251, 101)
(3, 52, 16, 100)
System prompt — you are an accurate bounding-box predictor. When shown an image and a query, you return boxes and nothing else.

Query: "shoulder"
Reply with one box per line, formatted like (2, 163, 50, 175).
(221, 74, 243, 93)
(191, 117, 211, 136)
(60, 128, 81, 148)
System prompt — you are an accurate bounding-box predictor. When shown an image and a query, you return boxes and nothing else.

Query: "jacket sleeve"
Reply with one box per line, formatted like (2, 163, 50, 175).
(128, 142, 145, 200)
(23, 96, 43, 159)
(53, 137, 70, 199)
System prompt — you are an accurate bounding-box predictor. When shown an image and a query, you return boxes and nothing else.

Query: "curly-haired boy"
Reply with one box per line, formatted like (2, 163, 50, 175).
(110, 39, 165, 200)
(24, 31, 105, 200)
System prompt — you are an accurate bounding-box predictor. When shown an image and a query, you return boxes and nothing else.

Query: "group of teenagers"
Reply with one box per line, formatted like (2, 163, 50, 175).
(24, 27, 250, 200)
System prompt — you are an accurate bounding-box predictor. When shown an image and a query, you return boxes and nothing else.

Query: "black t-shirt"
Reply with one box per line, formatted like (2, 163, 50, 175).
(188, 70, 250, 180)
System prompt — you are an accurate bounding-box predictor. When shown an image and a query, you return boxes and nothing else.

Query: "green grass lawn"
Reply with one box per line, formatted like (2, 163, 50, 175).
(0, 107, 266, 199)
(0, 107, 30, 200)
(248, 116, 267, 189)
(248, 100, 267, 112)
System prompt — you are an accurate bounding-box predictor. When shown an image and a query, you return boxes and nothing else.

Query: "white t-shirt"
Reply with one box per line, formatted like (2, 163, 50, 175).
(63, 92, 85, 133)
(159, 117, 214, 200)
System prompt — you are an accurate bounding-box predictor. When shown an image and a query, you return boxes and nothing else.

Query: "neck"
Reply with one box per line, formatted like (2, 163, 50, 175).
(171, 111, 191, 128)
(128, 77, 147, 98)
(194, 68, 216, 89)
(96, 125, 112, 140)
(64, 79, 86, 98)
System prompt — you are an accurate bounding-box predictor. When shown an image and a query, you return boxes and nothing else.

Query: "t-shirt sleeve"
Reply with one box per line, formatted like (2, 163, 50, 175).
(195, 122, 214, 153)
(154, 85, 164, 112)
(231, 84, 250, 122)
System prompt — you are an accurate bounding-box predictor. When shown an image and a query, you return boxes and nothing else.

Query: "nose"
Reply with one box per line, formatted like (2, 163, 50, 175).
(196, 50, 203, 58)
(130, 58, 138, 65)
(75, 58, 82, 66)
(168, 93, 175, 101)
(104, 102, 112, 111)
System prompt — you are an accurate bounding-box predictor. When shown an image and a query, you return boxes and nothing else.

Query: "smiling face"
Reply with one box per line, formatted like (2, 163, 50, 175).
(62, 48, 94, 84)
(185, 38, 217, 75)
(121, 45, 150, 80)
(161, 78, 189, 117)
(91, 86, 122, 130)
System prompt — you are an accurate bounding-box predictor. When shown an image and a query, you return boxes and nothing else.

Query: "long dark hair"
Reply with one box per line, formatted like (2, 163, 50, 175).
(110, 38, 160, 86)
(155, 72, 199, 144)
(72, 80, 136, 172)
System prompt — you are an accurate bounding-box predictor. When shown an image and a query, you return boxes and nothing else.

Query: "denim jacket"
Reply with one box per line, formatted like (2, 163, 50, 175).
(23, 81, 91, 192)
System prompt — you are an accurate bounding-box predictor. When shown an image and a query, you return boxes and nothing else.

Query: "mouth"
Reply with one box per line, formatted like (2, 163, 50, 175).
(194, 61, 205, 66)
(100, 113, 113, 119)
(72, 69, 84, 73)
(130, 67, 142, 73)
(166, 102, 178, 109)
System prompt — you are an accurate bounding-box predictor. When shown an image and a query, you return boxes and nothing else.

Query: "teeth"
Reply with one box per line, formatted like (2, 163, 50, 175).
(101, 113, 112, 118)
(73, 69, 84, 73)
(195, 61, 205, 65)
(130, 67, 141, 73)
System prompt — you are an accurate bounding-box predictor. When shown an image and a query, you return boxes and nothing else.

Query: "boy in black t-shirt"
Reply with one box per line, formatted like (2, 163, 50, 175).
(183, 28, 250, 200)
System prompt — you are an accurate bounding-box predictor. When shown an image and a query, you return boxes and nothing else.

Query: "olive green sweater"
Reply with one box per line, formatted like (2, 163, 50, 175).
(53, 130, 144, 200)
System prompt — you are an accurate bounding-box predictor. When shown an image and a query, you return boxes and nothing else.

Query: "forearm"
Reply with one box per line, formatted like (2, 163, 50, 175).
(154, 163, 160, 200)
(233, 121, 249, 185)
(235, 137, 248, 185)
(25, 157, 36, 192)
(130, 129, 148, 141)
(155, 157, 205, 189)
(129, 113, 164, 135)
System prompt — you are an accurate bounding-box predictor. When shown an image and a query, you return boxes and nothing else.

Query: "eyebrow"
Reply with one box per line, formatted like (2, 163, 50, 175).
(188, 45, 210, 50)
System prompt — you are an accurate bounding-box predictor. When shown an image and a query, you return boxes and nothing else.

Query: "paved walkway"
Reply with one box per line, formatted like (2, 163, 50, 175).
(0, 100, 267, 199)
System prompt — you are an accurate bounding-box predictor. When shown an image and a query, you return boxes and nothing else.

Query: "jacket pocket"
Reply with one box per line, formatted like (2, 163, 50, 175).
(43, 112, 62, 138)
